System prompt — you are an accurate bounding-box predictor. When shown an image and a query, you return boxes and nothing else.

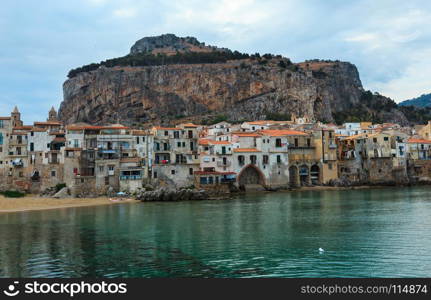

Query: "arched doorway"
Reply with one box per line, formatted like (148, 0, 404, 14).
(289, 166, 298, 187)
(238, 164, 265, 186)
(310, 165, 320, 185)
(299, 165, 309, 186)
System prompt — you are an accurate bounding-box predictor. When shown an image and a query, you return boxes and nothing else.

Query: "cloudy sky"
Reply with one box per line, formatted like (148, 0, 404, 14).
(1, 0, 430, 123)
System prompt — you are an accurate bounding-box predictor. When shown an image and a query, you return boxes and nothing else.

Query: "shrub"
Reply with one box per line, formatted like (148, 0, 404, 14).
(55, 183, 67, 192)
(0, 190, 26, 198)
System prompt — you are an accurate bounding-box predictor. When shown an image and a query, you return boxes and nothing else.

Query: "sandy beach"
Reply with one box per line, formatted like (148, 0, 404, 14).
(0, 195, 137, 213)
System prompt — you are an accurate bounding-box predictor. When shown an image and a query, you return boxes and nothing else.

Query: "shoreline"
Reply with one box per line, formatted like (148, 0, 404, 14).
(1, 184, 429, 213)
(0, 196, 137, 214)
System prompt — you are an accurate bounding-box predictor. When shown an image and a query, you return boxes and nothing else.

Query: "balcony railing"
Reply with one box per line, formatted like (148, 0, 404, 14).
(120, 175, 142, 180)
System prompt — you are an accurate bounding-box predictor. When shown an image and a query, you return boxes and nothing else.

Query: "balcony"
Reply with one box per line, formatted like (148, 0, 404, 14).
(154, 159, 170, 165)
(97, 149, 120, 160)
(9, 141, 26, 146)
(120, 175, 142, 180)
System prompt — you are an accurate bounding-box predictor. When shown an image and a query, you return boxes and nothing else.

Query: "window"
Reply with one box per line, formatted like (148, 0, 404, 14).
(174, 131, 180, 138)
(275, 138, 282, 147)
(277, 155, 281, 163)
(0, 120, 3, 128)
(252, 126, 255, 130)
(163, 143, 168, 151)
(108, 165, 114, 171)
(294, 138, 298, 147)
(51, 170, 56, 177)
(171, 170, 176, 175)
(328, 163, 333, 170)
(136, 137, 140, 144)
(99, 166, 104, 172)
(30, 142, 34, 152)
(383, 137, 389, 141)
(373, 138, 377, 143)
(250, 155, 257, 164)
(307, 139, 311, 147)
(189, 168, 193, 175)
(238, 155, 245, 166)
(177, 142, 181, 147)
(164, 131, 168, 136)
(263, 155, 269, 164)
(153, 171, 157, 178)
(188, 130, 193, 138)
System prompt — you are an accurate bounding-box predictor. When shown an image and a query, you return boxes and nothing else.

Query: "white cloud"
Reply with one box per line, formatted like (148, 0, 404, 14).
(2, 0, 431, 123)
(113, 7, 137, 18)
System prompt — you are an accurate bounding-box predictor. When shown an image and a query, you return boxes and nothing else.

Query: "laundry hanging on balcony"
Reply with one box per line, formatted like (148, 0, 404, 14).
(12, 158, 23, 166)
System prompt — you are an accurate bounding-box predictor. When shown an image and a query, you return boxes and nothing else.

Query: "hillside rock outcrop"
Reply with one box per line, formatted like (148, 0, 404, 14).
(58, 35, 409, 127)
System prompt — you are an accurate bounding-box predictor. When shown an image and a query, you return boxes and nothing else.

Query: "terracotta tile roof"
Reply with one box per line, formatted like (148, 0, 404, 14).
(199, 139, 210, 145)
(67, 125, 104, 131)
(65, 147, 82, 151)
(232, 132, 261, 137)
(180, 123, 199, 128)
(153, 126, 178, 131)
(14, 126, 32, 130)
(131, 130, 148, 136)
(259, 129, 307, 136)
(0, 117, 11, 120)
(407, 138, 431, 144)
(34, 121, 62, 126)
(233, 148, 261, 152)
(31, 128, 48, 132)
(247, 120, 290, 125)
(11, 131, 29, 135)
(199, 139, 230, 145)
(343, 134, 367, 140)
(210, 141, 231, 145)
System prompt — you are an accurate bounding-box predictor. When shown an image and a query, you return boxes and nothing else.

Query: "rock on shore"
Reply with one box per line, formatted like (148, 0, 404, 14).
(136, 187, 209, 202)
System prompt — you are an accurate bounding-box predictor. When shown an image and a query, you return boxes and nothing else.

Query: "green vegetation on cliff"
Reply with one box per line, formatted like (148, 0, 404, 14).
(68, 51, 251, 78)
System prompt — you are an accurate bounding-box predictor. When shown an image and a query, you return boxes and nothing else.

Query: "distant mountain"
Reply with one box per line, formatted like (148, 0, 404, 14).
(399, 93, 431, 108)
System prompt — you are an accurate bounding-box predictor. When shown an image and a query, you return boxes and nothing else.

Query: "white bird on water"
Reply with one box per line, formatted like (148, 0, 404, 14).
(318, 248, 325, 253)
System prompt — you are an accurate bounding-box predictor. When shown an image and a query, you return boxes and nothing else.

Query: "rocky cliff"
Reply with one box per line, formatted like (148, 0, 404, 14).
(59, 34, 409, 127)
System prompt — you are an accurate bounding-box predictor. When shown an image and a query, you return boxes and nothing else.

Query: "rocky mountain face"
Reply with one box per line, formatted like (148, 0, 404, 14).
(130, 33, 228, 55)
(59, 34, 410, 127)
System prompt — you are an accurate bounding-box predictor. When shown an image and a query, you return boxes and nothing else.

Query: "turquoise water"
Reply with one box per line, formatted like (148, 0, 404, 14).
(1, 187, 431, 277)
